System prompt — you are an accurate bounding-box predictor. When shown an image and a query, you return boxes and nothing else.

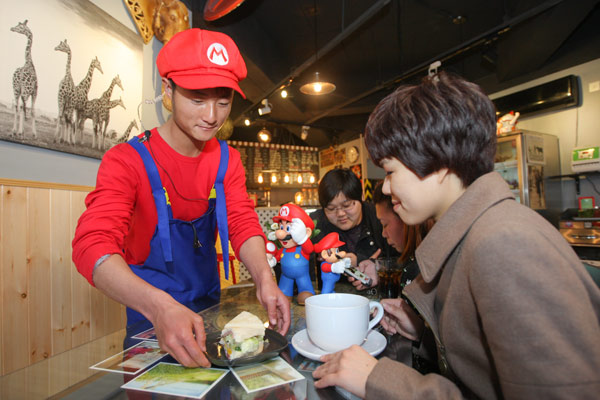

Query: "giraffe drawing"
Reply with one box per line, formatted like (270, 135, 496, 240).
(114, 119, 139, 144)
(72, 56, 103, 144)
(77, 75, 123, 150)
(54, 39, 75, 144)
(98, 97, 126, 150)
(10, 20, 38, 138)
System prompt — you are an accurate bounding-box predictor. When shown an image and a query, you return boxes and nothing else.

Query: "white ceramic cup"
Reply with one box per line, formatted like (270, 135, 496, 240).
(305, 293, 384, 352)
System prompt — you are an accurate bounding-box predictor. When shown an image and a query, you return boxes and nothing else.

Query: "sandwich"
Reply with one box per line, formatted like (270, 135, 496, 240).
(220, 311, 266, 360)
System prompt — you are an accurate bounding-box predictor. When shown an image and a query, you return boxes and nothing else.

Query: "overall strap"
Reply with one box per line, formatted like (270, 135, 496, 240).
(215, 140, 230, 280)
(128, 134, 173, 263)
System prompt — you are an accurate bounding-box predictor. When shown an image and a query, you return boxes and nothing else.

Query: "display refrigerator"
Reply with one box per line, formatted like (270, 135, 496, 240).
(494, 130, 562, 210)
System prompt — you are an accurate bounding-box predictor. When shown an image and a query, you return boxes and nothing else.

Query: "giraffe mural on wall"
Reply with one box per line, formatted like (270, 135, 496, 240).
(78, 75, 123, 150)
(54, 39, 75, 144)
(97, 97, 126, 150)
(72, 56, 103, 145)
(113, 119, 139, 144)
(10, 20, 38, 138)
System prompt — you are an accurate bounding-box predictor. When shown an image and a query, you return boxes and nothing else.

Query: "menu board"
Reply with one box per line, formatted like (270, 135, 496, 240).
(228, 141, 320, 188)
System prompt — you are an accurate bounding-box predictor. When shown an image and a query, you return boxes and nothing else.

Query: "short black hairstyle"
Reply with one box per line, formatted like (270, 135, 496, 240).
(365, 71, 497, 187)
(318, 168, 362, 208)
(168, 78, 233, 98)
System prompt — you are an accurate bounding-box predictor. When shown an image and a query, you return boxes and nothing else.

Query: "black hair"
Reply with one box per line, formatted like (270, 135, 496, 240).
(373, 180, 392, 210)
(318, 168, 362, 208)
(168, 78, 233, 98)
(365, 71, 497, 187)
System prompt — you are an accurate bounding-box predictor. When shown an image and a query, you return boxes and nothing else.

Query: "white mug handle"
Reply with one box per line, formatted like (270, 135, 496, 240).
(368, 301, 384, 331)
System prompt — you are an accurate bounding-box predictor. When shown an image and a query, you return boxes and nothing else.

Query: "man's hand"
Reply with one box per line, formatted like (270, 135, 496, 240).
(92, 254, 211, 368)
(313, 345, 377, 398)
(289, 218, 309, 245)
(256, 276, 291, 335)
(150, 299, 211, 367)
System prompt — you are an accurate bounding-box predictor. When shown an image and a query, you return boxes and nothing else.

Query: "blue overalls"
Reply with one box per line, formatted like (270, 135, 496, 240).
(126, 135, 230, 326)
(279, 246, 315, 296)
(320, 262, 340, 294)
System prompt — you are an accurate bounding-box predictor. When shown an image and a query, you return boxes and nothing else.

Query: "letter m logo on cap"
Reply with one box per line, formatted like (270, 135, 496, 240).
(207, 43, 229, 66)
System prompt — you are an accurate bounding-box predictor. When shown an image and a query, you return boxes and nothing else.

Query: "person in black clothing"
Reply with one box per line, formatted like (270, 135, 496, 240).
(309, 168, 398, 291)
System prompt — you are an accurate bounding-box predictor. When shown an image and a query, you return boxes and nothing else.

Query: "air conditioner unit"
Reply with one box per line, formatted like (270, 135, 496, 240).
(493, 75, 580, 118)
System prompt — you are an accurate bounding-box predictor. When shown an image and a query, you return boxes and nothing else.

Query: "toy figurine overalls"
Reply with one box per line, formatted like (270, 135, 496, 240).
(320, 262, 341, 294)
(279, 246, 314, 296)
(126, 133, 230, 326)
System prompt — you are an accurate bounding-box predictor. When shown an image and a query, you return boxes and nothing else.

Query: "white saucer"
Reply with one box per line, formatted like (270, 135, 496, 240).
(291, 329, 386, 361)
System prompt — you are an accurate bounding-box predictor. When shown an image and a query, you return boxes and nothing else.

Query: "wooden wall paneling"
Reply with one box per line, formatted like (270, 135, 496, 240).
(0, 185, 3, 375)
(26, 357, 50, 399)
(68, 343, 93, 387)
(28, 188, 52, 366)
(47, 349, 71, 395)
(90, 286, 106, 341)
(70, 191, 90, 347)
(1, 186, 30, 374)
(50, 189, 72, 355)
(105, 297, 125, 335)
(0, 366, 27, 400)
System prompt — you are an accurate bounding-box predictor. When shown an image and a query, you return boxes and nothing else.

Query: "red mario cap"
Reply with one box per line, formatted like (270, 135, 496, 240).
(156, 28, 247, 98)
(273, 203, 314, 230)
(314, 232, 345, 253)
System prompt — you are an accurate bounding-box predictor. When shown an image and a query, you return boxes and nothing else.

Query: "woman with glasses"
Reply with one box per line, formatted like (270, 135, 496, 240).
(310, 168, 398, 290)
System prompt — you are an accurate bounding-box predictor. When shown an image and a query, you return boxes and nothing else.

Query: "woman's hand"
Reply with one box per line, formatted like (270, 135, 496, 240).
(380, 298, 423, 341)
(313, 345, 378, 398)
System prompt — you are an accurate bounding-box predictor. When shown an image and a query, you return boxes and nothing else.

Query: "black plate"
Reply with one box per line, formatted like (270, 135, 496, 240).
(205, 328, 288, 367)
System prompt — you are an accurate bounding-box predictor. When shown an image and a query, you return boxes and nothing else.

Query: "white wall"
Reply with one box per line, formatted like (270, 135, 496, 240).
(0, 0, 170, 186)
(490, 58, 600, 209)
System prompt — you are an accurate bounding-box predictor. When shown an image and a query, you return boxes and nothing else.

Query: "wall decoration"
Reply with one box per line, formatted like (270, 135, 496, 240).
(1, 0, 143, 159)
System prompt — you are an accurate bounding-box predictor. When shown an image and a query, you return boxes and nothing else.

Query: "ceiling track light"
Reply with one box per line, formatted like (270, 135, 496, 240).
(300, 125, 310, 141)
(258, 99, 272, 116)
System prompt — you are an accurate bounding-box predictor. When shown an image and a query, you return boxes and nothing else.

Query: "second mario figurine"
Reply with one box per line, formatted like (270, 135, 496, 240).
(314, 232, 350, 294)
(267, 203, 315, 305)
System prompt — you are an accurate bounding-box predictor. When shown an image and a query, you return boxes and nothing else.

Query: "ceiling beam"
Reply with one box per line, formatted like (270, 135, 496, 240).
(306, 0, 566, 125)
(233, 0, 392, 125)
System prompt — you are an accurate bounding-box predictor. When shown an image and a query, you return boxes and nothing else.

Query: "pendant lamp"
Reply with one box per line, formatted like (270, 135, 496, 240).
(300, 1, 335, 96)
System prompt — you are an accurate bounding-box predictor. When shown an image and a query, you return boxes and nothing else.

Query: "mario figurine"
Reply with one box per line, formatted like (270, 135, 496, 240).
(314, 232, 350, 294)
(267, 203, 315, 305)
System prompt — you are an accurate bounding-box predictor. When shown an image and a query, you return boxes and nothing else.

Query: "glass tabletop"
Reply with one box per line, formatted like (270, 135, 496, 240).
(0, 283, 366, 400)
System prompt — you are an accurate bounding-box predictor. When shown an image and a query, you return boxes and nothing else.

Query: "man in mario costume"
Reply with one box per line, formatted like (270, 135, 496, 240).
(314, 232, 349, 294)
(268, 203, 316, 305)
(72, 28, 290, 368)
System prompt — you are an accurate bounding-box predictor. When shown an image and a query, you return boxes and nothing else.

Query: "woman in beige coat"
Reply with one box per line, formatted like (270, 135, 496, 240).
(312, 71, 600, 399)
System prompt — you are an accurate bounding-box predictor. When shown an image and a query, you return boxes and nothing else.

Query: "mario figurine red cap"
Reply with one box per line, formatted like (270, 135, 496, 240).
(273, 203, 314, 231)
(314, 232, 345, 253)
(156, 28, 247, 98)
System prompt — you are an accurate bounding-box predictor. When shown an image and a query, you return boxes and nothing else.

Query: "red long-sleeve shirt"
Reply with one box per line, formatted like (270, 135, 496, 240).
(72, 129, 264, 286)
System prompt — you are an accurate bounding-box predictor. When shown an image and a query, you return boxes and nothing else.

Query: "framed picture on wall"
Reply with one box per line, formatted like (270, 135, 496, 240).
(1, 0, 143, 159)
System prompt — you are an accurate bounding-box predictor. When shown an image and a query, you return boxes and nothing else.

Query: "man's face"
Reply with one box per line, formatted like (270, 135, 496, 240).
(323, 193, 362, 231)
(375, 202, 405, 252)
(381, 158, 448, 225)
(167, 81, 233, 142)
